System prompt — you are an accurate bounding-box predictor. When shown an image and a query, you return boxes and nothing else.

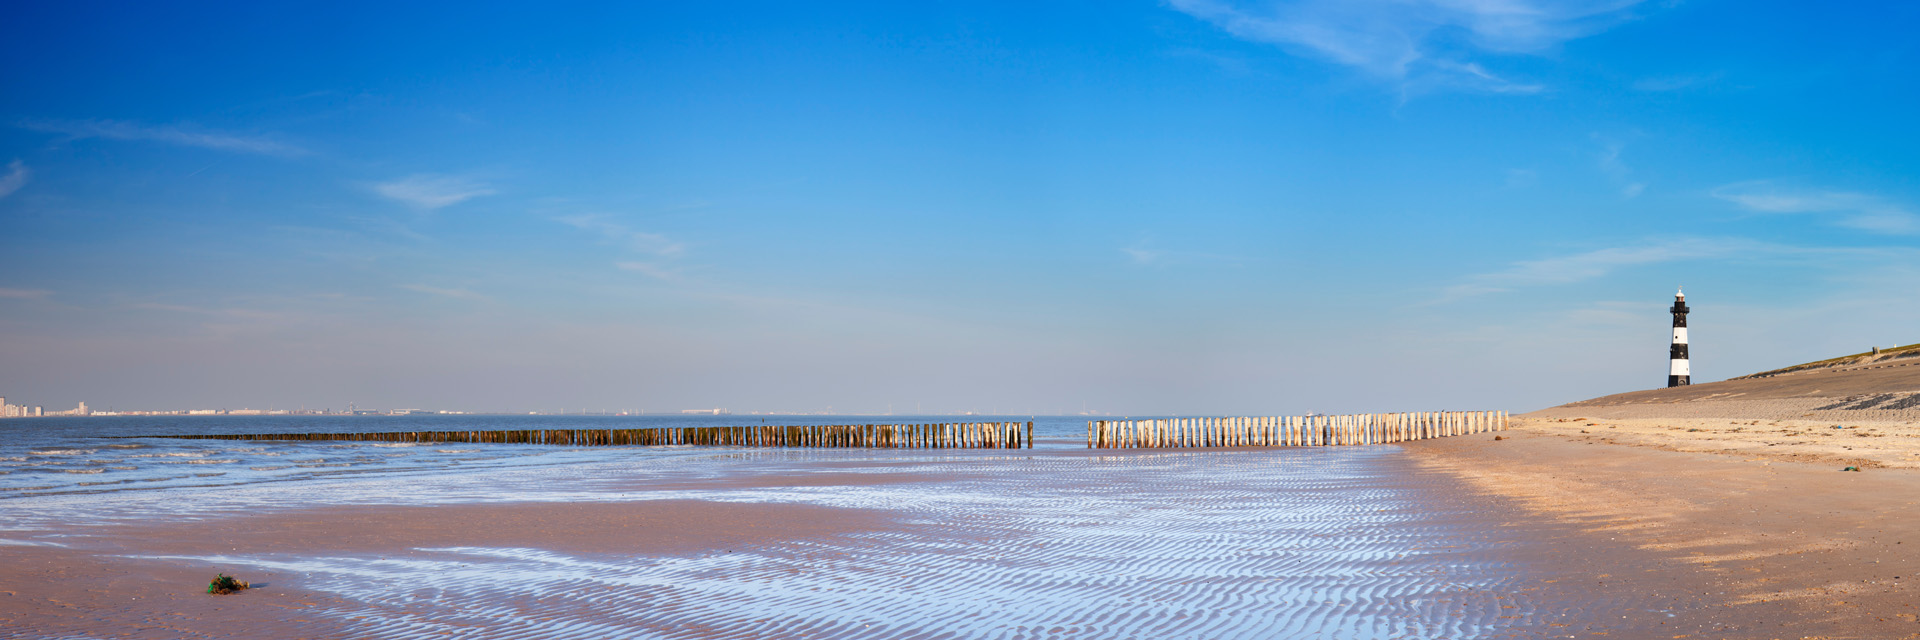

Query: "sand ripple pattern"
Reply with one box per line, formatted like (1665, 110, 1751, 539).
(208, 448, 1655, 639)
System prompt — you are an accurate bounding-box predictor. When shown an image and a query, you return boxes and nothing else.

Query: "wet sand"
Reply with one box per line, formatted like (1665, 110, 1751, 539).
(1, 500, 895, 638)
(2, 444, 1733, 639)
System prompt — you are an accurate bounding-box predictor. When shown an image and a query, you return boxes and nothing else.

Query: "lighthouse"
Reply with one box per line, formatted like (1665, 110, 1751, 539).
(1668, 288, 1690, 387)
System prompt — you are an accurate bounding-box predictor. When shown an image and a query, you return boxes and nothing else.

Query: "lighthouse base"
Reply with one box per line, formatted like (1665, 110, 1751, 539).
(1668, 375, 1690, 387)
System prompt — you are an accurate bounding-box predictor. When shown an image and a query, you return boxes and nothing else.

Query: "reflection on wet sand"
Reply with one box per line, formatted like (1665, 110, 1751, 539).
(8, 444, 1701, 638)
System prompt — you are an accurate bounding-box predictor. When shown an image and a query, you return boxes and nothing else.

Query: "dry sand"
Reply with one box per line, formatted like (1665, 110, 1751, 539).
(1397, 361, 1920, 638)
(1409, 430, 1920, 639)
(1529, 359, 1920, 469)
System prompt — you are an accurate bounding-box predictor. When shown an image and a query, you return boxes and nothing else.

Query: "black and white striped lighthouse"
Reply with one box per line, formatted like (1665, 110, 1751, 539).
(1668, 287, 1690, 387)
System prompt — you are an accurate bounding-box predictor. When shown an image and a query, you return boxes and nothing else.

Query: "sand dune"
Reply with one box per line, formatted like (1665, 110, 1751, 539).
(1556, 354, 1920, 416)
(1524, 355, 1920, 469)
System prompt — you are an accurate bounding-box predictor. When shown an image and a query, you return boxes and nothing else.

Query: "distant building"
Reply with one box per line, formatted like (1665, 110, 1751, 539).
(3, 399, 81, 418)
(38, 401, 92, 417)
(3, 398, 38, 418)
(680, 408, 731, 415)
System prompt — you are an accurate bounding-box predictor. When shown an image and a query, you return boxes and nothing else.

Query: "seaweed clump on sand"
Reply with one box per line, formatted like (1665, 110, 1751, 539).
(207, 573, 249, 595)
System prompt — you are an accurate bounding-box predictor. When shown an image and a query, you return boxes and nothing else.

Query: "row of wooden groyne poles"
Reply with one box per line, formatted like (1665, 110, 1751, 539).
(138, 422, 1037, 449)
(1088, 411, 1507, 448)
(136, 411, 1505, 450)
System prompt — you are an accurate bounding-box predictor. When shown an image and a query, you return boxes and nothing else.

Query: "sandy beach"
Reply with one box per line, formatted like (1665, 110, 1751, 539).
(10, 368, 1920, 639)
(1402, 361, 1920, 638)
(1410, 428, 1920, 639)
(0, 438, 1738, 639)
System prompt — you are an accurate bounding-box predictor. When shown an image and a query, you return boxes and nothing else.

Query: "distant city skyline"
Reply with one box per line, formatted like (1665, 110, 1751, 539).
(0, 393, 1130, 418)
(0, 397, 1109, 419)
(4, 2, 1919, 414)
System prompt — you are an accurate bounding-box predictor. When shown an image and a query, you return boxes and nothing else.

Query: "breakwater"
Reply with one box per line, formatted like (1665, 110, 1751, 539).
(1088, 411, 1505, 448)
(131, 421, 1034, 449)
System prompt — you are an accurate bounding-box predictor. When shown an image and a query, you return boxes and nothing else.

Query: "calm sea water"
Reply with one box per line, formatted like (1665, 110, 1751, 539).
(0, 414, 1091, 505)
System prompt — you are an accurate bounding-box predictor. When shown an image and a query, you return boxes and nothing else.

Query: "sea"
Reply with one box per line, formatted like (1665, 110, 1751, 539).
(0, 415, 1094, 505)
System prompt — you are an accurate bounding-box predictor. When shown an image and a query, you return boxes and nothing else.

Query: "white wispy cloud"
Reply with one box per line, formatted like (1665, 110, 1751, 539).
(18, 118, 306, 156)
(344, 216, 434, 243)
(0, 287, 51, 299)
(1591, 133, 1645, 198)
(1632, 71, 1723, 92)
(0, 160, 29, 199)
(1167, 0, 1646, 93)
(373, 174, 497, 210)
(1122, 247, 1166, 265)
(130, 302, 284, 321)
(1711, 182, 1919, 235)
(615, 261, 682, 280)
(1504, 168, 1537, 189)
(561, 215, 683, 254)
(1121, 243, 1250, 267)
(1440, 238, 1749, 300)
(555, 214, 686, 280)
(397, 284, 490, 301)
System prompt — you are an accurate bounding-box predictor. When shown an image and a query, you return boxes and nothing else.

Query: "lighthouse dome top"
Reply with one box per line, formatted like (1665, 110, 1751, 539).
(1676, 286, 1685, 299)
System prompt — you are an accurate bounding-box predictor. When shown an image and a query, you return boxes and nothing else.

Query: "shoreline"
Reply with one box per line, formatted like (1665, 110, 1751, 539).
(9, 426, 1916, 637)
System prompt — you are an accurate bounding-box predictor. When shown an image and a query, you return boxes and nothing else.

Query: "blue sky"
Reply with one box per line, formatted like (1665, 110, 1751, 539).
(2, 1, 1917, 414)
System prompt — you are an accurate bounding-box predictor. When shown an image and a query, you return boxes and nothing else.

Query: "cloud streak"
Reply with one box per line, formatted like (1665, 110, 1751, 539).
(0, 160, 28, 199)
(1441, 238, 1749, 300)
(1122, 247, 1165, 265)
(557, 214, 686, 280)
(373, 174, 497, 210)
(18, 118, 306, 156)
(0, 287, 52, 299)
(1712, 182, 1919, 235)
(129, 302, 284, 321)
(1592, 134, 1645, 198)
(1167, 0, 1647, 93)
(1632, 72, 1723, 92)
(398, 284, 490, 301)
(615, 261, 681, 280)
(561, 216, 682, 257)
(1122, 243, 1250, 267)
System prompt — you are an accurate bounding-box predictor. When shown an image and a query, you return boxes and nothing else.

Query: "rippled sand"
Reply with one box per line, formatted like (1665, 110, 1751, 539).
(2, 443, 1722, 639)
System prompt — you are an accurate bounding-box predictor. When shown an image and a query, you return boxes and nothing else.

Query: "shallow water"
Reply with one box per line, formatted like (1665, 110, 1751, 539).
(0, 415, 1082, 502)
